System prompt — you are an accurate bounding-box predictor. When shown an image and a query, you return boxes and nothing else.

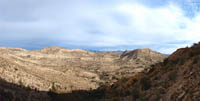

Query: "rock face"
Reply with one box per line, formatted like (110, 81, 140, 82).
(95, 42, 200, 101)
(0, 46, 166, 95)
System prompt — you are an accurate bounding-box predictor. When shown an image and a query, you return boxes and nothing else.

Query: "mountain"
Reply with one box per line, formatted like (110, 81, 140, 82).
(0, 46, 166, 100)
(111, 48, 166, 79)
(87, 42, 200, 100)
(120, 48, 166, 64)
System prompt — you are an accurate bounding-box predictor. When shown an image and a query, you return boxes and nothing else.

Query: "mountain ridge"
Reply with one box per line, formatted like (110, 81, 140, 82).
(89, 42, 200, 100)
(0, 46, 165, 92)
(0, 46, 166, 100)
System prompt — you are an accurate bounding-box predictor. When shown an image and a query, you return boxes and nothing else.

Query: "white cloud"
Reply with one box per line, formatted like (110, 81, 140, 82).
(178, 14, 200, 42)
(111, 2, 200, 53)
(116, 3, 184, 39)
(0, 0, 200, 54)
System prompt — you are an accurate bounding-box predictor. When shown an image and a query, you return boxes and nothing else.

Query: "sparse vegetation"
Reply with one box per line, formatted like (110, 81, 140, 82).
(80, 42, 200, 101)
(168, 71, 177, 81)
(0, 46, 167, 101)
(140, 76, 151, 91)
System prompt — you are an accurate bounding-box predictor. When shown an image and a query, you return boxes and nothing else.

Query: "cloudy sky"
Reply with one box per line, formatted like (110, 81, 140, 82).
(0, 0, 200, 54)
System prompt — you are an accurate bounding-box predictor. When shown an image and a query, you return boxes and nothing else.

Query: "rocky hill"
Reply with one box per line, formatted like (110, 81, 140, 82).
(0, 46, 166, 100)
(114, 48, 166, 78)
(120, 48, 165, 63)
(85, 42, 200, 101)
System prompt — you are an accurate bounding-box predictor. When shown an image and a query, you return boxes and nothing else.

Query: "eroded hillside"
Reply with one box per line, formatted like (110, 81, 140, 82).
(91, 42, 200, 101)
(0, 46, 166, 94)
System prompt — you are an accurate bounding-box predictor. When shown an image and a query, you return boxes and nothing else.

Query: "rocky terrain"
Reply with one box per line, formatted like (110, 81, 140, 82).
(0, 46, 166, 96)
(0, 78, 51, 101)
(81, 42, 200, 101)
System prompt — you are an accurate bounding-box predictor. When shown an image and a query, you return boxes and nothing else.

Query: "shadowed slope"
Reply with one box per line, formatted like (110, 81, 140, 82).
(0, 78, 51, 101)
(100, 42, 200, 100)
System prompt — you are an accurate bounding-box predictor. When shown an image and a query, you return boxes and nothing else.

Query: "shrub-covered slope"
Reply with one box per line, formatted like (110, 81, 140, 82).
(100, 42, 200, 100)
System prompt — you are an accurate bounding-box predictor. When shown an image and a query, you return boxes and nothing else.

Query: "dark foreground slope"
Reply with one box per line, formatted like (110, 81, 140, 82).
(0, 78, 94, 101)
(98, 43, 200, 100)
(0, 77, 109, 101)
(0, 78, 51, 101)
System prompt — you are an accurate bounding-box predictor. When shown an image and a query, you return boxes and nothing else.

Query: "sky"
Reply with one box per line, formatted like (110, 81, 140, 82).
(0, 0, 200, 54)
